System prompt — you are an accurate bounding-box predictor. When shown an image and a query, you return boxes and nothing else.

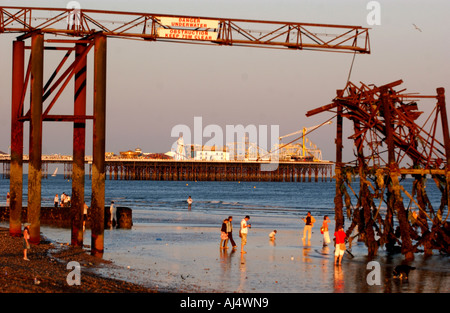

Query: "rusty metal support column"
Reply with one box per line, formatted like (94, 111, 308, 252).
(437, 87, 450, 219)
(334, 93, 345, 231)
(28, 33, 44, 245)
(71, 42, 88, 246)
(91, 34, 107, 257)
(9, 40, 25, 237)
(382, 86, 414, 260)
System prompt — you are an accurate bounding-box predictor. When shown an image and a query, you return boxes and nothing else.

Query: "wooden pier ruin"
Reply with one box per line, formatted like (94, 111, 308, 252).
(307, 80, 450, 260)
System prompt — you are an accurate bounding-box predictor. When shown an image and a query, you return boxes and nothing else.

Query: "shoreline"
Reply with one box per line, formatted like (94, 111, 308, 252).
(1, 215, 449, 294)
(0, 226, 157, 293)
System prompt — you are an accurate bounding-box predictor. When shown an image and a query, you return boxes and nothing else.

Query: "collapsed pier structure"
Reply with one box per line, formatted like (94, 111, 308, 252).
(307, 80, 450, 260)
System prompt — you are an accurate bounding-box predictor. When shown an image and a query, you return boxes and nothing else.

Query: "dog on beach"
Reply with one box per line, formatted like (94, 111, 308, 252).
(393, 265, 416, 279)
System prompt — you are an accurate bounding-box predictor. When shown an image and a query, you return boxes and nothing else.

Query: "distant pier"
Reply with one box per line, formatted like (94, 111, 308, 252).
(0, 155, 333, 182)
(104, 160, 333, 182)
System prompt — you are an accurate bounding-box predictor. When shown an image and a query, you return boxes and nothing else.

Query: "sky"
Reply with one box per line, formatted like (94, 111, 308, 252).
(0, 0, 449, 163)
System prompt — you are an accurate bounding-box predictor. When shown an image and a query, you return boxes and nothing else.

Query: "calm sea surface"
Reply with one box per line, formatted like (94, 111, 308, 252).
(0, 175, 445, 225)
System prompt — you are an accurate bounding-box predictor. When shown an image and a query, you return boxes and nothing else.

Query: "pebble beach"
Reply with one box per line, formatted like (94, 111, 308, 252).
(0, 227, 155, 293)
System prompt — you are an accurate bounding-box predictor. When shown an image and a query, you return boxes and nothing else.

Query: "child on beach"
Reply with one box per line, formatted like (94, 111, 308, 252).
(23, 223, 30, 261)
(321, 215, 331, 247)
(269, 230, 277, 240)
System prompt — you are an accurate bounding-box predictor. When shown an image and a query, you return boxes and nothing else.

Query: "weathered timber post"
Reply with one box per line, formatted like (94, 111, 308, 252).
(91, 34, 107, 257)
(9, 40, 25, 237)
(334, 92, 345, 231)
(71, 42, 88, 247)
(437, 88, 450, 222)
(354, 119, 378, 256)
(28, 33, 44, 245)
(381, 86, 414, 260)
(413, 175, 434, 255)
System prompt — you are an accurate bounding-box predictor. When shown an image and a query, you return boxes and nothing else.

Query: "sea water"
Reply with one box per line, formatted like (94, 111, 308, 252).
(0, 175, 448, 293)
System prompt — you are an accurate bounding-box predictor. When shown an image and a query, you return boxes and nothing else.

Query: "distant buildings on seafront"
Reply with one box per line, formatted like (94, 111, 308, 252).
(115, 145, 230, 161)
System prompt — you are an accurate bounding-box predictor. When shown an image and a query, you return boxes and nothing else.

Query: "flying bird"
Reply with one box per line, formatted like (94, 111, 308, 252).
(412, 23, 422, 32)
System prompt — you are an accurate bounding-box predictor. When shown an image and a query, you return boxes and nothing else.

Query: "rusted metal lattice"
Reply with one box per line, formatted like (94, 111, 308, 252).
(307, 80, 450, 260)
(1, 6, 371, 257)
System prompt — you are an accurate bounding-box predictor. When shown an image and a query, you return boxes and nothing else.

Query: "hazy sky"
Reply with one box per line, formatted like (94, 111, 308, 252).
(0, 0, 449, 163)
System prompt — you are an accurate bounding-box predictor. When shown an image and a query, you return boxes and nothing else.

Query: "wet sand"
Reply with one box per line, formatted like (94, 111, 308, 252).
(97, 223, 449, 293)
(1, 214, 448, 296)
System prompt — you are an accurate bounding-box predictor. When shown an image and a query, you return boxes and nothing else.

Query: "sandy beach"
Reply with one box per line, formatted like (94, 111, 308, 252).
(11, 208, 447, 295)
(95, 222, 449, 294)
(0, 214, 448, 312)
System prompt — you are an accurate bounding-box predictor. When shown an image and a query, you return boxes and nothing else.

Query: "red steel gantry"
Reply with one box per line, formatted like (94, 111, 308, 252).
(0, 6, 370, 257)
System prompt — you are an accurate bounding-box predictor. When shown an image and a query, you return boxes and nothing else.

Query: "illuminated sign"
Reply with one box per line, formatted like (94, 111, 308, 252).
(157, 28, 218, 41)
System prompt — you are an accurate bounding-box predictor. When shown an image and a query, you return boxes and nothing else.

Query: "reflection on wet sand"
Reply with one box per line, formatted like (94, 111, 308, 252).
(77, 224, 449, 293)
(302, 245, 312, 263)
(219, 247, 237, 291)
(334, 265, 345, 292)
(238, 253, 247, 292)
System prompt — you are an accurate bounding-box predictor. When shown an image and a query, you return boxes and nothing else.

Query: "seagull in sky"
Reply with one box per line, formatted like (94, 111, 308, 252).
(412, 23, 422, 32)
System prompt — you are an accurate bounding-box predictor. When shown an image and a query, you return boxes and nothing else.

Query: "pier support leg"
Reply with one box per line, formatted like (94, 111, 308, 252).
(71, 42, 88, 247)
(91, 34, 107, 257)
(334, 98, 345, 231)
(437, 88, 450, 221)
(28, 33, 44, 245)
(9, 40, 25, 237)
(381, 87, 414, 261)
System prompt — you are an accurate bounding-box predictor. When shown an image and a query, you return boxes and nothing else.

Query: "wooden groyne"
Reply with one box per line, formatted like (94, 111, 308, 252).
(0, 206, 132, 229)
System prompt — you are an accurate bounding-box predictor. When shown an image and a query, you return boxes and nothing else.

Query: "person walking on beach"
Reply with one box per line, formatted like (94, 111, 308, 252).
(226, 216, 237, 249)
(54, 194, 59, 208)
(240, 216, 251, 254)
(302, 211, 315, 243)
(220, 219, 229, 249)
(83, 202, 89, 231)
(60, 192, 66, 207)
(23, 223, 30, 261)
(334, 226, 347, 265)
(110, 201, 117, 228)
(321, 215, 331, 247)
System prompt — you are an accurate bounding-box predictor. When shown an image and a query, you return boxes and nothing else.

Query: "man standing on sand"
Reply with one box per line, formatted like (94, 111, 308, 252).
(54, 194, 59, 208)
(110, 201, 117, 228)
(240, 215, 251, 254)
(302, 211, 315, 244)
